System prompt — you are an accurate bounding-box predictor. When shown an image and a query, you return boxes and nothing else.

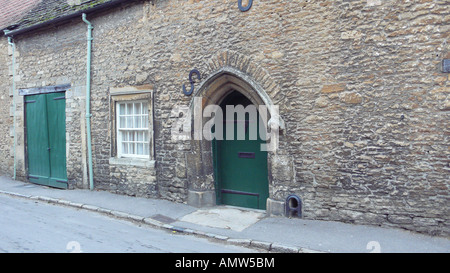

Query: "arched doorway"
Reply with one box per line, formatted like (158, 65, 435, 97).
(212, 91, 269, 210)
(186, 66, 284, 213)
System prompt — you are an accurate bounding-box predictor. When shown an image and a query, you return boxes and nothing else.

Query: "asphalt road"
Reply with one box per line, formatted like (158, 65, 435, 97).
(0, 195, 259, 253)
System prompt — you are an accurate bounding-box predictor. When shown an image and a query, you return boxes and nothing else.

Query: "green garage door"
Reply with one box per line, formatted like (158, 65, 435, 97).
(25, 92, 67, 189)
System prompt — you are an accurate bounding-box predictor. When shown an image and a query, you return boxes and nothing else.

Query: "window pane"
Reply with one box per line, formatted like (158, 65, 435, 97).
(144, 144, 149, 155)
(122, 142, 128, 154)
(129, 142, 135, 154)
(119, 103, 125, 115)
(143, 103, 148, 129)
(143, 103, 148, 114)
(121, 130, 128, 141)
(144, 131, 148, 141)
(136, 131, 141, 141)
(127, 117, 133, 129)
(127, 103, 133, 115)
(129, 131, 135, 141)
(119, 117, 125, 129)
(134, 102, 141, 115)
(134, 116, 141, 128)
(142, 115, 148, 129)
(137, 143, 143, 155)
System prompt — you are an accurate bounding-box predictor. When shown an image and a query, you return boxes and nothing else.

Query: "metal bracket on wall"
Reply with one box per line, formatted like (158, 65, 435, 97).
(182, 69, 201, 96)
(238, 0, 253, 12)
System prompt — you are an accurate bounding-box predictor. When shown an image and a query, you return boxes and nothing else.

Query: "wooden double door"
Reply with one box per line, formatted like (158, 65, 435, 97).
(25, 92, 67, 189)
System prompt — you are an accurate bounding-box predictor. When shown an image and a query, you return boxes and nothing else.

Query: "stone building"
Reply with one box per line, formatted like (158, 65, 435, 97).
(0, 0, 448, 236)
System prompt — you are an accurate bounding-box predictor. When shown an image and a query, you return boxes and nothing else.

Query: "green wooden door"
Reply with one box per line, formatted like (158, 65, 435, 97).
(214, 92, 269, 210)
(25, 92, 67, 189)
(25, 94, 51, 185)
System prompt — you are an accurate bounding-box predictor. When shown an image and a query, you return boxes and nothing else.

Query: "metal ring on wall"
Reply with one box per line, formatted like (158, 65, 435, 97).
(238, 0, 253, 12)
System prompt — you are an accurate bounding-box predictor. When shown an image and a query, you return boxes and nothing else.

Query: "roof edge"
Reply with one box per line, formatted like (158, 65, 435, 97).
(4, 0, 140, 37)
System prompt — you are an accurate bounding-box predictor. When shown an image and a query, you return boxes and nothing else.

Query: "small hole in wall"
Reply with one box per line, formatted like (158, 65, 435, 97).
(289, 198, 298, 209)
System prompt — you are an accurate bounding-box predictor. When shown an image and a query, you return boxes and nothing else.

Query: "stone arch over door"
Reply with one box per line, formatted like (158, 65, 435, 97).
(186, 51, 289, 215)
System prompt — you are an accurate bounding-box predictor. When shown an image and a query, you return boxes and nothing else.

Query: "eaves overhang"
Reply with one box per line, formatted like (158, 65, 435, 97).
(4, 0, 142, 38)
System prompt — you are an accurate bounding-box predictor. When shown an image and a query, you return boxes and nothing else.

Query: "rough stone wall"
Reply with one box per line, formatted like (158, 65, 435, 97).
(107, 159, 157, 198)
(140, 0, 447, 235)
(7, 22, 88, 188)
(6, 9, 159, 193)
(0, 39, 13, 176)
(285, 0, 449, 236)
(0, 0, 448, 235)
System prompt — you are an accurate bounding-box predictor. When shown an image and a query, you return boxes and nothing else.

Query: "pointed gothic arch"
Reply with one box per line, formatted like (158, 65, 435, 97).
(185, 51, 287, 214)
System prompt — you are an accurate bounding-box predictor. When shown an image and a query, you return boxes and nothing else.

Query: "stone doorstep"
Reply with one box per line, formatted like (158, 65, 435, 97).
(0, 190, 326, 253)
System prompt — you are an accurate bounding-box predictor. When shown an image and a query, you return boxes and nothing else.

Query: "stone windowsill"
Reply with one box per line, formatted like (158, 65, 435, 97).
(109, 157, 155, 168)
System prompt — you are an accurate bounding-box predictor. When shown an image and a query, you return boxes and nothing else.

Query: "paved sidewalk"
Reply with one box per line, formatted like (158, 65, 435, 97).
(0, 176, 449, 253)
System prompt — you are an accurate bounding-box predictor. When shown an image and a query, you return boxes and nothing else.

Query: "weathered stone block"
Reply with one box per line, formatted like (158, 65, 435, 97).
(187, 189, 215, 208)
(339, 92, 363, 104)
(266, 198, 285, 217)
(270, 154, 293, 183)
(321, 83, 346, 94)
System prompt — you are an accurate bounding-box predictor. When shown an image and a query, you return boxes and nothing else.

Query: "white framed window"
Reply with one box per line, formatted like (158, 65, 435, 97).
(116, 101, 149, 158)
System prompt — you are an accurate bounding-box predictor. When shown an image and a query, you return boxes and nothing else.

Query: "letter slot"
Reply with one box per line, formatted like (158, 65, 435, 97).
(238, 152, 255, 159)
